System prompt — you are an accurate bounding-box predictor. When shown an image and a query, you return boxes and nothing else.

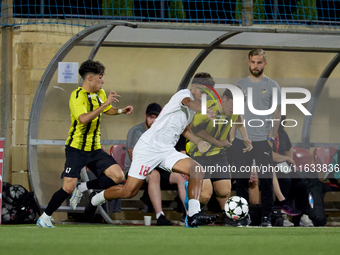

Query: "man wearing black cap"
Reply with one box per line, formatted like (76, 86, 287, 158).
(125, 103, 187, 226)
(124, 103, 162, 174)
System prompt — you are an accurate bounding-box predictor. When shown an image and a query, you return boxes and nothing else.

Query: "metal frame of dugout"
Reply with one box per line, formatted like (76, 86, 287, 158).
(28, 21, 340, 224)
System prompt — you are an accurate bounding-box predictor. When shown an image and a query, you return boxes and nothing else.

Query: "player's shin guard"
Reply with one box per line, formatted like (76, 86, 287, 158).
(87, 175, 117, 190)
(45, 188, 70, 216)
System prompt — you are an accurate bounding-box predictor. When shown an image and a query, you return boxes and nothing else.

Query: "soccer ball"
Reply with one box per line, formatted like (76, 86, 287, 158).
(2, 182, 14, 204)
(1, 203, 17, 223)
(225, 196, 249, 220)
(9, 185, 27, 202)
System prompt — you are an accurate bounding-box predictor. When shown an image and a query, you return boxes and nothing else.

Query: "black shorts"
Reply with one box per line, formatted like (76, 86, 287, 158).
(193, 154, 231, 182)
(61, 146, 117, 179)
(230, 138, 273, 179)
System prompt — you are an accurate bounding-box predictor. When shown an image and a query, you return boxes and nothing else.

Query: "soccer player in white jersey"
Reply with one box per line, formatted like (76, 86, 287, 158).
(91, 72, 219, 227)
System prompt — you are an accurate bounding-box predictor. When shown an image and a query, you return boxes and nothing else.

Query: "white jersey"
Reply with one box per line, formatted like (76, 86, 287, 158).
(140, 89, 195, 148)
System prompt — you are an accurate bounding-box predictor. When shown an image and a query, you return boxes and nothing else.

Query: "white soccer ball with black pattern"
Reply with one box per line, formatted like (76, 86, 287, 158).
(9, 185, 26, 202)
(1, 203, 17, 223)
(225, 196, 249, 220)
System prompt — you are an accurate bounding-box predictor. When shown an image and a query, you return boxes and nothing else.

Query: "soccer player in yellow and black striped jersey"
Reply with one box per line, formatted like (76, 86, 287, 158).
(37, 60, 133, 228)
(189, 86, 252, 226)
(65, 87, 111, 151)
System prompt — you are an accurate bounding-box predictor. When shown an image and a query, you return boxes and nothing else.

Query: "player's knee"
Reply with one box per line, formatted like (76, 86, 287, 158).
(108, 170, 125, 184)
(215, 183, 231, 198)
(63, 185, 76, 194)
(115, 172, 125, 183)
(105, 165, 125, 182)
(62, 178, 77, 194)
(148, 171, 160, 184)
(172, 174, 185, 185)
(215, 189, 230, 199)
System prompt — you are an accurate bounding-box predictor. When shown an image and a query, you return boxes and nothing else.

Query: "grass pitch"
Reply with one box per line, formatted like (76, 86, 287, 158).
(0, 224, 338, 255)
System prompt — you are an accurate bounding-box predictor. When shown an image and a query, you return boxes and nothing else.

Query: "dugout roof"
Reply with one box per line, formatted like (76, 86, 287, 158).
(82, 24, 340, 52)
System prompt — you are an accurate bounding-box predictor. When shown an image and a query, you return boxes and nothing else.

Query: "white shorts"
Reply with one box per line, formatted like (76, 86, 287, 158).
(128, 139, 189, 180)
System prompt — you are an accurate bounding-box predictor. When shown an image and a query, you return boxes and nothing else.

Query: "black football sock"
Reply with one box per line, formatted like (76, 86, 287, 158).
(87, 175, 117, 190)
(45, 188, 70, 216)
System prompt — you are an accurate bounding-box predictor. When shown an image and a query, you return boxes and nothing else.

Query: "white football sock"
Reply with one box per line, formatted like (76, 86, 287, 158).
(91, 190, 106, 206)
(42, 212, 51, 218)
(78, 182, 87, 193)
(188, 199, 201, 217)
(156, 211, 165, 219)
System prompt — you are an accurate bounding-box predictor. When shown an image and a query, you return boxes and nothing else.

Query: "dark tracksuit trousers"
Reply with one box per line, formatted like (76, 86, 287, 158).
(231, 138, 273, 217)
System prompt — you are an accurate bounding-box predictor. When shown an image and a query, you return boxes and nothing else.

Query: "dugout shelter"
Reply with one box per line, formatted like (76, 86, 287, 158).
(27, 21, 340, 223)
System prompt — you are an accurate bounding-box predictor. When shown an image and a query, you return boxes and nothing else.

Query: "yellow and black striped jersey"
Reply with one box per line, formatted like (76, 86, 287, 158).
(188, 100, 238, 157)
(65, 87, 112, 151)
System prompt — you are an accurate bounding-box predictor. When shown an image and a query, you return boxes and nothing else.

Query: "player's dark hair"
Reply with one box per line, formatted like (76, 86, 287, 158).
(79, 60, 105, 79)
(192, 72, 215, 88)
(222, 88, 233, 100)
(222, 86, 245, 101)
(248, 49, 267, 62)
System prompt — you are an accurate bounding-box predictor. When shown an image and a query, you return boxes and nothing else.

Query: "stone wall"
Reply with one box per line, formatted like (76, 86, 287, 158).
(10, 24, 85, 189)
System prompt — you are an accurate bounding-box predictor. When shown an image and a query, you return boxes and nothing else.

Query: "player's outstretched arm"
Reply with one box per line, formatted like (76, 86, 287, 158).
(235, 115, 252, 152)
(196, 129, 232, 148)
(182, 97, 201, 111)
(105, 105, 134, 115)
(182, 97, 215, 120)
(182, 125, 210, 153)
(78, 91, 121, 124)
(79, 103, 111, 124)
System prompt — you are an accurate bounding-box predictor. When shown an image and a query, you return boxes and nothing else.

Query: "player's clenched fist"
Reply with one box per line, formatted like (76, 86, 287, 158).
(122, 106, 133, 115)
